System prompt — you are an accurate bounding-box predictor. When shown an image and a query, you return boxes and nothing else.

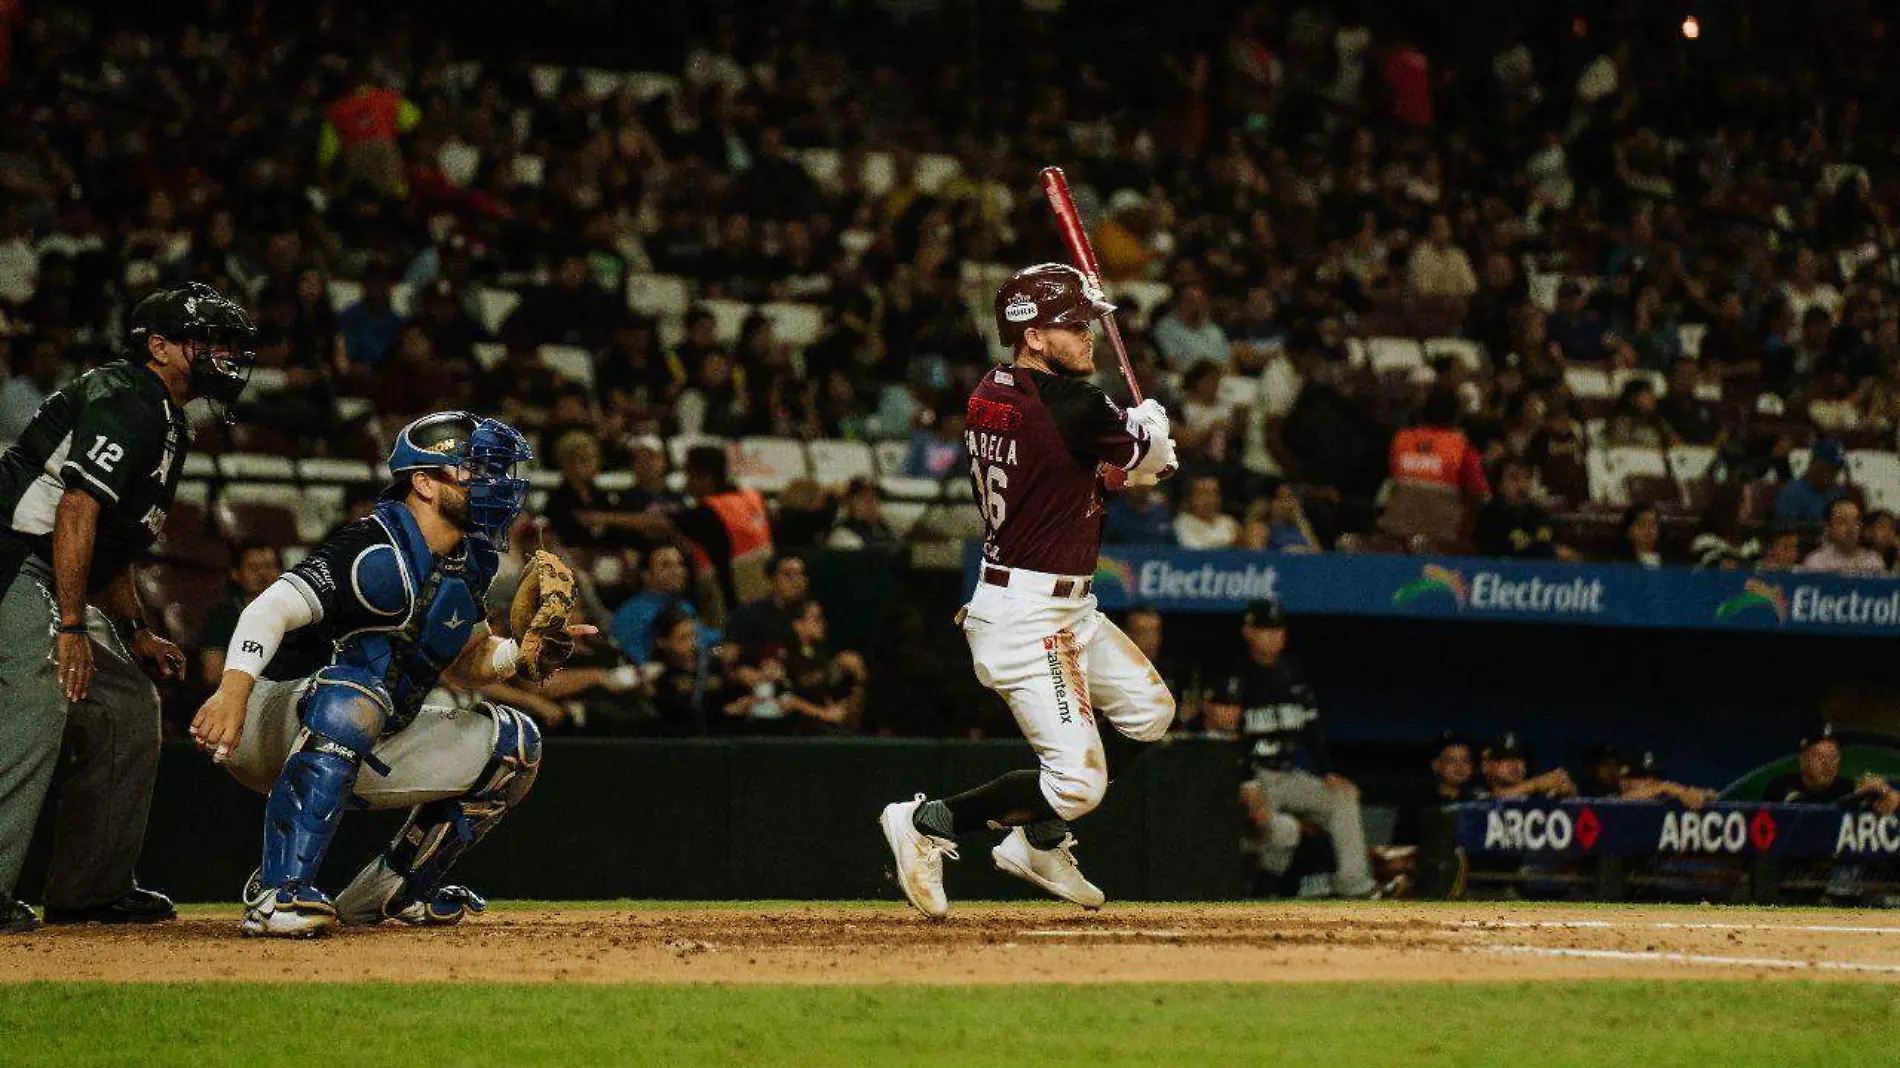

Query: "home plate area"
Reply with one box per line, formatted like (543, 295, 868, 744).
(6, 902, 1900, 984)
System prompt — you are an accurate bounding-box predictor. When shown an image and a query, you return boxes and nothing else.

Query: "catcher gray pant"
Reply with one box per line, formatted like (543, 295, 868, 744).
(222, 677, 501, 809)
(0, 557, 162, 907)
(1253, 768, 1375, 897)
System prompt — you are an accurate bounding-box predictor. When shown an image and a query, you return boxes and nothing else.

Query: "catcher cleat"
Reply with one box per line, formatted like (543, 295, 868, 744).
(879, 794, 957, 920)
(390, 885, 487, 926)
(992, 827, 1105, 910)
(241, 876, 338, 938)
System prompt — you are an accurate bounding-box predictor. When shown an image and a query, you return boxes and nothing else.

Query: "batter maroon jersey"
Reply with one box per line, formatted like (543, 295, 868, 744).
(964, 364, 1156, 576)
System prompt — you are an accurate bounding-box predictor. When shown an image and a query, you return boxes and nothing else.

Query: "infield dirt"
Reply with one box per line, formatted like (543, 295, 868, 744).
(8, 902, 1900, 984)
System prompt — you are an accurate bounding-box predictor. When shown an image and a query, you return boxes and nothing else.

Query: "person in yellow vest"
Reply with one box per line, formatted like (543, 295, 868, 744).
(674, 445, 775, 606)
(318, 66, 422, 199)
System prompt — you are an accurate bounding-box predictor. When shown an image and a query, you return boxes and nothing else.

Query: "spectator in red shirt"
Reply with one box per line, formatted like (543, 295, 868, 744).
(1389, 389, 1489, 501)
(1384, 38, 1432, 129)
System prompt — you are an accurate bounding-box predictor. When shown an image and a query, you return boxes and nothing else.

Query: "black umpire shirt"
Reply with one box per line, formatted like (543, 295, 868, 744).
(0, 361, 188, 591)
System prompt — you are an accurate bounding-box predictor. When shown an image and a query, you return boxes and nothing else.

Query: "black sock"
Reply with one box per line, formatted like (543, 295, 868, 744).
(913, 769, 1060, 838)
(1023, 818, 1070, 850)
(1101, 730, 1156, 781)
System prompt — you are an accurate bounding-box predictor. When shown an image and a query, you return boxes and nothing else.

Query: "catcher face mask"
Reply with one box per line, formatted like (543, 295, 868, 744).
(461, 418, 533, 550)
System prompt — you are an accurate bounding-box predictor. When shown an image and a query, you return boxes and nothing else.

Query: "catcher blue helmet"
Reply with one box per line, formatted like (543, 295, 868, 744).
(384, 411, 533, 549)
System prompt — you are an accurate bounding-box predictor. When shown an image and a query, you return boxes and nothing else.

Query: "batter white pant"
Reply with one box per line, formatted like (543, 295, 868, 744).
(223, 678, 501, 809)
(1252, 768, 1374, 897)
(961, 580, 1175, 821)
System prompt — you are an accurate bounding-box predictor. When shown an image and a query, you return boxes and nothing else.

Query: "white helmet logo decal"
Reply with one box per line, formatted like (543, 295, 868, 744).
(1004, 297, 1038, 323)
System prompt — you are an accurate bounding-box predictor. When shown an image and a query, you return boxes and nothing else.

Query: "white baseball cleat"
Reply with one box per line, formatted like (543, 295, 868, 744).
(992, 827, 1105, 910)
(879, 794, 958, 920)
(241, 876, 339, 938)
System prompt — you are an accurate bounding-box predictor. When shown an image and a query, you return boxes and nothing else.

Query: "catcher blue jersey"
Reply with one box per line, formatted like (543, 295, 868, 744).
(269, 499, 498, 720)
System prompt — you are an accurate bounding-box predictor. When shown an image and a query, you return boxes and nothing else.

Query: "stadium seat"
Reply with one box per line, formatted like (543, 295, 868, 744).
(914, 153, 962, 193)
(219, 453, 296, 481)
(1365, 337, 1424, 377)
(1610, 368, 1667, 399)
(1848, 450, 1900, 514)
(438, 140, 480, 187)
(1343, 337, 1369, 368)
(297, 458, 375, 484)
(1111, 280, 1171, 328)
(872, 440, 911, 477)
(511, 154, 545, 188)
(327, 280, 362, 311)
(860, 152, 894, 195)
(155, 501, 225, 570)
(1788, 450, 1810, 481)
(525, 468, 563, 491)
(538, 344, 595, 389)
(294, 485, 345, 543)
(882, 501, 927, 538)
(757, 302, 825, 349)
(577, 67, 625, 98)
(596, 471, 635, 492)
(214, 486, 301, 548)
(878, 476, 941, 501)
(798, 147, 842, 190)
(529, 64, 565, 98)
(1592, 445, 1670, 508)
(914, 502, 984, 540)
(1677, 323, 1707, 359)
(1669, 445, 1717, 485)
(626, 274, 692, 318)
(808, 440, 875, 484)
(1422, 337, 1483, 372)
(623, 71, 680, 102)
(1564, 366, 1611, 403)
(138, 563, 222, 648)
(474, 287, 520, 335)
(700, 299, 752, 345)
(1218, 374, 1261, 411)
(668, 435, 724, 470)
(183, 453, 218, 479)
(734, 436, 810, 492)
(471, 342, 507, 370)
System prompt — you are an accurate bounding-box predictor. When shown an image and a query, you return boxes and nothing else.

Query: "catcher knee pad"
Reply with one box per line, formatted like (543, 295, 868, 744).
(1042, 760, 1108, 821)
(378, 703, 541, 906)
(304, 666, 395, 756)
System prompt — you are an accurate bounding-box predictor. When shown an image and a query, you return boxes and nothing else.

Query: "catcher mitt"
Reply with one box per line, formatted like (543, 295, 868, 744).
(510, 550, 579, 682)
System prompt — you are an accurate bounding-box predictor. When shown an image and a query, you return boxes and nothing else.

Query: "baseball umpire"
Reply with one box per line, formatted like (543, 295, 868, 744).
(879, 263, 1180, 918)
(0, 282, 250, 933)
(189, 411, 585, 937)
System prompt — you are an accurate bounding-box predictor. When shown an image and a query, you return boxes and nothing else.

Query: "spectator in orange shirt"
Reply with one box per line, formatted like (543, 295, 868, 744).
(318, 66, 421, 199)
(1389, 389, 1489, 501)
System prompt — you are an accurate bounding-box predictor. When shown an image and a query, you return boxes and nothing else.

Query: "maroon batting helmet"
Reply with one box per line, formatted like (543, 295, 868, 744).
(994, 262, 1115, 348)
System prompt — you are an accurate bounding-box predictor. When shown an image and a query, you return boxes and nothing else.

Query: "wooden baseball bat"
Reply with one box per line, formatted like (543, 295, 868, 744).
(1037, 166, 1143, 403)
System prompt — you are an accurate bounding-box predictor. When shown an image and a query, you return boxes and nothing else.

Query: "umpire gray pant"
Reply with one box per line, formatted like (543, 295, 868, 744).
(1253, 768, 1375, 897)
(0, 557, 161, 907)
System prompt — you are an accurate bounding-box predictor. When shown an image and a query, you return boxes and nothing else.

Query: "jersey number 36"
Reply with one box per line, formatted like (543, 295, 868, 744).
(970, 460, 1007, 531)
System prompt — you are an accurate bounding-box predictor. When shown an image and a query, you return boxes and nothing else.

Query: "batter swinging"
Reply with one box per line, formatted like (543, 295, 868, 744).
(879, 263, 1179, 918)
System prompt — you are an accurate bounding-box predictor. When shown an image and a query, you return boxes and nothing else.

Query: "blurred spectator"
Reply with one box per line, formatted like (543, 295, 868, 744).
(1610, 502, 1664, 568)
(1757, 527, 1805, 572)
(1122, 605, 1191, 714)
(1105, 468, 1176, 547)
(727, 552, 808, 656)
(545, 431, 672, 550)
(1775, 439, 1849, 523)
(1657, 359, 1720, 446)
(369, 322, 461, 422)
(674, 444, 774, 603)
(825, 477, 900, 549)
(319, 65, 420, 198)
(610, 543, 706, 663)
(625, 437, 685, 516)
(1390, 389, 1489, 501)
(1546, 281, 1631, 366)
(1241, 484, 1320, 552)
(1863, 510, 1898, 571)
(1152, 283, 1228, 370)
(508, 251, 625, 352)
(1219, 599, 1379, 899)
(1475, 459, 1563, 559)
(1613, 749, 1715, 809)
(902, 399, 968, 480)
(1524, 395, 1589, 507)
(0, 336, 72, 442)
(783, 599, 867, 731)
(196, 542, 285, 686)
(1692, 480, 1760, 569)
(1801, 498, 1887, 576)
(336, 264, 406, 370)
(642, 605, 715, 735)
(1604, 379, 1676, 449)
(1177, 361, 1237, 466)
(1174, 474, 1241, 549)
(1407, 215, 1477, 303)
(1479, 733, 1575, 799)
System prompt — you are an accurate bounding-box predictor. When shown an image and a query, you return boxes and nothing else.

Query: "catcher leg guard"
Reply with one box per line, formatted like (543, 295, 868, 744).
(335, 703, 539, 927)
(256, 669, 390, 925)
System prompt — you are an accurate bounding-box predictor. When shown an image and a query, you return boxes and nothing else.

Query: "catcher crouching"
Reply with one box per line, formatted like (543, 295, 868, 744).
(187, 412, 586, 937)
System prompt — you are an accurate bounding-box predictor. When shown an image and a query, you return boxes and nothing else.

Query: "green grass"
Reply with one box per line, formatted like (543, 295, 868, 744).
(7, 983, 1899, 1068)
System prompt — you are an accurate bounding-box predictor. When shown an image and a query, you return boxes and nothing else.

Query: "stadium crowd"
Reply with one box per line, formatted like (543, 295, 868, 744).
(5, 0, 1900, 751)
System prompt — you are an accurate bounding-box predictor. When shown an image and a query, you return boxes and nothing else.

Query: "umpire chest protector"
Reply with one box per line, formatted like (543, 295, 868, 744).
(328, 500, 497, 725)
